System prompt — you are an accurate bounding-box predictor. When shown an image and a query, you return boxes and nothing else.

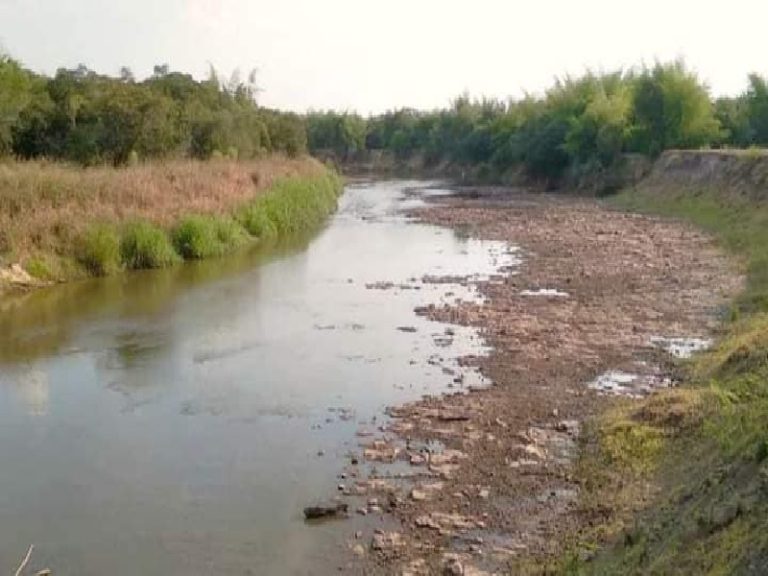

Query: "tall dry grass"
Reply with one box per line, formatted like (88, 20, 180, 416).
(0, 156, 326, 257)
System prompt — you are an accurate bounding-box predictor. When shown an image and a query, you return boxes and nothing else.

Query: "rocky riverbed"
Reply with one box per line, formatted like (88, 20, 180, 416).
(334, 191, 742, 575)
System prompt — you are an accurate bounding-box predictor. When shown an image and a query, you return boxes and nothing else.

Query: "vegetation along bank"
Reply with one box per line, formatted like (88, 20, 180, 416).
(0, 157, 342, 290)
(565, 150, 768, 575)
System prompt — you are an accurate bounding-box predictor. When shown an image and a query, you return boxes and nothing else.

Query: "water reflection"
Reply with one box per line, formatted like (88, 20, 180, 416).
(0, 180, 517, 575)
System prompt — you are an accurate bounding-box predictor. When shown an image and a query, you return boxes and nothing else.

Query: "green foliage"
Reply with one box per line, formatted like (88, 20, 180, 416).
(237, 203, 278, 240)
(306, 111, 366, 159)
(627, 61, 721, 156)
(239, 172, 342, 238)
(76, 224, 121, 276)
(24, 256, 54, 280)
(172, 215, 248, 259)
(0, 55, 33, 154)
(120, 221, 180, 269)
(1, 58, 304, 165)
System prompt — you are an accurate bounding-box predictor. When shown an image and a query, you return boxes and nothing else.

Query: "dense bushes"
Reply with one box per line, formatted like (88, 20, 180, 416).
(9, 52, 768, 187)
(305, 61, 768, 186)
(0, 56, 307, 165)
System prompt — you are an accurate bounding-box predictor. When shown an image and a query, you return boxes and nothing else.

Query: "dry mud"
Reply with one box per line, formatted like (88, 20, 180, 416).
(339, 192, 742, 575)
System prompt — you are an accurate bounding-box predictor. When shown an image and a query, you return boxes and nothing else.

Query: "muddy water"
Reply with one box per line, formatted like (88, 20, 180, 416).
(0, 180, 516, 575)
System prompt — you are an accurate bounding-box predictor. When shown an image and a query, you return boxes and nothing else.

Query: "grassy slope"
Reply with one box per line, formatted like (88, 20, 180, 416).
(565, 186, 768, 575)
(0, 157, 342, 283)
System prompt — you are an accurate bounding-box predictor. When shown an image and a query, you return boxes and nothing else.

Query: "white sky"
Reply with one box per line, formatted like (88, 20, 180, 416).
(1, 0, 767, 114)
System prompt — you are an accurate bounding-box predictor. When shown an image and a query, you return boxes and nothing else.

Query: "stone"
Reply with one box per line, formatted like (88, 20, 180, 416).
(303, 503, 348, 520)
(371, 531, 405, 551)
(411, 489, 428, 501)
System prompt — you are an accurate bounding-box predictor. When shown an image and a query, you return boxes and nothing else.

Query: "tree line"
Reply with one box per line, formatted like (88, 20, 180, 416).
(0, 56, 306, 165)
(306, 61, 768, 185)
(4, 56, 768, 181)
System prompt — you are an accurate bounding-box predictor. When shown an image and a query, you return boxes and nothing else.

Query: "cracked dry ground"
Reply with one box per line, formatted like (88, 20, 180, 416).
(351, 193, 743, 576)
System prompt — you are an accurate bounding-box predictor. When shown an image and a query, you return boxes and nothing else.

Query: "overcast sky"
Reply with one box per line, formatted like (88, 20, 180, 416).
(1, 0, 767, 114)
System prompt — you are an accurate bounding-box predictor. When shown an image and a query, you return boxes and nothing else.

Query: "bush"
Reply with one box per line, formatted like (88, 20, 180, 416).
(172, 215, 221, 259)
(237, 204, 278, 240)
(214, 216, 249, 249)
(172, 215, 249, 259)
(76, 224, 121, 276)
(24, 255, 54, 280)
(120, 221, 180, 269)
(237, 172, 341, 239)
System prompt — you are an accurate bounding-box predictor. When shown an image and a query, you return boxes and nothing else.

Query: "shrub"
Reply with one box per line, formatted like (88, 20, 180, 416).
(172, 215, 221, 259)
(237, 203, 278, 240)
(120, 221, 180, 269)
(76, 224, 121, 276)
(172, 215, 249, 259)
(24, 256, 54, 280)
(214, 216, 249, 250)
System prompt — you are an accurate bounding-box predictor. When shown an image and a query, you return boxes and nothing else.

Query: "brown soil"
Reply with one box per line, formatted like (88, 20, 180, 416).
(345, 191, 742, 575)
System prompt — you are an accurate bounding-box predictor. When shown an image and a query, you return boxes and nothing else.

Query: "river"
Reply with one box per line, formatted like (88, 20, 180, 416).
(0, 180, 516, 575)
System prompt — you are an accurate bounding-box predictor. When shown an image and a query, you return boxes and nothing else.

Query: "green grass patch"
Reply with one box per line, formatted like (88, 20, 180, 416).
(238, 172, 342, 238)
(172, 215, 249, 259)
(24, 255, 55, 281)
(76, 224, 122, 276)
(120, 221, 181, 269)
(568, 189, 768, 575)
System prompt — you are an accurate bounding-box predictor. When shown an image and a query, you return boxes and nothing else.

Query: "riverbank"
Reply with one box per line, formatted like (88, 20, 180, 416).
(346, 188, 741, 574)
(0, 156, 341, 290)
(569, 154, 768, 574)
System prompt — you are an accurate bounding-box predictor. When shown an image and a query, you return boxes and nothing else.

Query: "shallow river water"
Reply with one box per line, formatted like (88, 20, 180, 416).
(0, 180, 516, 575)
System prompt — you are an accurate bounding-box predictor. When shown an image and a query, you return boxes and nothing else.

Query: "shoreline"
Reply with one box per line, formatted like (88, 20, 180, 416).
(348, 189, 741, 574)
(0, 158, 342, 293)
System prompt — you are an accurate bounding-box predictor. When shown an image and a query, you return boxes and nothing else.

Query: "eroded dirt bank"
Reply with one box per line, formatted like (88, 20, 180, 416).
(349, 191, 742, 575)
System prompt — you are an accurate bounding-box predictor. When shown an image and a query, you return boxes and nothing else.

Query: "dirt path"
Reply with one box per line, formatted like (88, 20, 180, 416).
(345, 192, 742, 575)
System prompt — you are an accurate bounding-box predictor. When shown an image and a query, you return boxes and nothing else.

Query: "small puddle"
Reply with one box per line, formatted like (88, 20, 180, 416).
(589, 368, 672, 397)
(650, 336, 712, 358)
(520, 288, 569, 297)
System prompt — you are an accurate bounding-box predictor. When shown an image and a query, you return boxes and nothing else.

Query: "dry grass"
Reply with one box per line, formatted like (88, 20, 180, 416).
(0, 155, 326, 258)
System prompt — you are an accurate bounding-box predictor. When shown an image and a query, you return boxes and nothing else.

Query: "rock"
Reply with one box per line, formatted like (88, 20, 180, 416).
(411, 489, 428, 501)
(397, 326, 418, 333)
(478, 488, 490, 499)
(303, 503, 348, 520)
(442, 554, 464, 575)
(352, 544, 366, 557)
(556, 419, 580, 434)
(371, 531, 405, 552)
(409, 453, 426, 466)
(437, 410, 471, 422)
(430, 449, 467, 465)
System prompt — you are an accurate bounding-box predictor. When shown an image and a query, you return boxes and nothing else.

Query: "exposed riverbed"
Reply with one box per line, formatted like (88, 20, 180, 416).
(0, 181, 516, 575)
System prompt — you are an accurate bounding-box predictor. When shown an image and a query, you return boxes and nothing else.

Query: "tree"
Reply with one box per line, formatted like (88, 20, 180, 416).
(628, 61, 720, 155)
(0, 55, 32, 155)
